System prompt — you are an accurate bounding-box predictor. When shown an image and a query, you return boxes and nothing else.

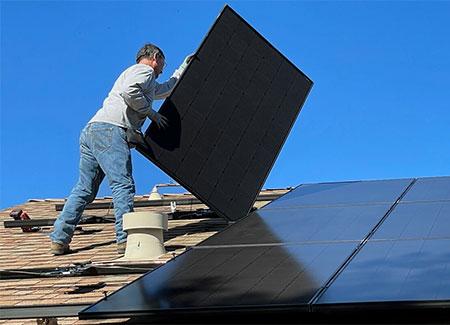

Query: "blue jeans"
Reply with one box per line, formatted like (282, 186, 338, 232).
(50, 122, 135, 245)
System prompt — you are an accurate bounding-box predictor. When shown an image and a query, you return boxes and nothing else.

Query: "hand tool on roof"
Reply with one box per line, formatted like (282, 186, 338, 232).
(9, 209, 40, 232)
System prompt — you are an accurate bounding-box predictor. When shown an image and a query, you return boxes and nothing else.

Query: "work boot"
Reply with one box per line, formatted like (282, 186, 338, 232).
(51, 242, 70, 255)
(117, 241, 127, 255)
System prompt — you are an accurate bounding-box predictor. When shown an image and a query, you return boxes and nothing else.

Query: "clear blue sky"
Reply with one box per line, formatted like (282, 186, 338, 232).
(1, 1, 449, 209)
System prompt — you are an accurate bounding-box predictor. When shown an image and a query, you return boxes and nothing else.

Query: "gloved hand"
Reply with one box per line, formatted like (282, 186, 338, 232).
(183, 53, 195, 67)
(148, 110, 169, 129)
(173, 53, 196, 79)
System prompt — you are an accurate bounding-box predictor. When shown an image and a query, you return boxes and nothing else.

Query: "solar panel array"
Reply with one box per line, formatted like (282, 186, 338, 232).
(79, 176, 450, 319)
(136, 5, 313, 221)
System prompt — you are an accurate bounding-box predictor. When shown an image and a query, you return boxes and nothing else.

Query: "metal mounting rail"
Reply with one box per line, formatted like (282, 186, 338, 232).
(4, 215, 115, 228)
(4, 209, 226, 228)
(55, 193, 283, 211)
(0, 261, 160, 280)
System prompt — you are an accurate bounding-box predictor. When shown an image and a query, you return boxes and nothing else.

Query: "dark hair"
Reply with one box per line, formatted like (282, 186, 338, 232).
(136, 43, 165, 63)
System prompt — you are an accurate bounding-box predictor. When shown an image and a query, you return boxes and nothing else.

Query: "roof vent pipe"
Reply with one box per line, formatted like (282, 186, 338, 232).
(149, 186, 163, 200)
(121, 212, 168, 260)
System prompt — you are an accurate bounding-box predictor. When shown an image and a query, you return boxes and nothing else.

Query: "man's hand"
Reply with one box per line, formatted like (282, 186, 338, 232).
(181, 53, 196, 69)
(149, 110, 169, 129)
(185, 53, 196, 65)
(172, 53, 197, 79)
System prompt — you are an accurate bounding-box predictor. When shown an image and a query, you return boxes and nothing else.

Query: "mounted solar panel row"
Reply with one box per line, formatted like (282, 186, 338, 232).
(201, 178, 413, 246)
(82, 177, 448, 319)
(137, 5, 313, 221)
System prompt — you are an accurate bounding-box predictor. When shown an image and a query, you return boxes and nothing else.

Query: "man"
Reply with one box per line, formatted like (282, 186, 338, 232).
(49, 44, 192, 255)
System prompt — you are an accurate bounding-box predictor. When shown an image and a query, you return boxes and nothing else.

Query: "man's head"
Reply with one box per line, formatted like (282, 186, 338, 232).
(136, 43, 166, 78)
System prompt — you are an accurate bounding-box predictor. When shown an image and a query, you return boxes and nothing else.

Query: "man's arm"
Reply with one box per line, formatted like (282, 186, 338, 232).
(120, 65, 168, 129)
(154, 77, 178, 100)
(120, 64, 154, 115)
(154, 54, 195, 100)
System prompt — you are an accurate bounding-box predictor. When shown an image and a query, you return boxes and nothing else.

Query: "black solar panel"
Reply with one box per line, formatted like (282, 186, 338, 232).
(316, 239, 450, 307)
(136, 5, 313, 221)
(266, 178, 413, 209)
(401, 177, 450, 202)
(371, 202, 450, 240)
(315, 176, 450, 310)
(79, 243, 356, 318)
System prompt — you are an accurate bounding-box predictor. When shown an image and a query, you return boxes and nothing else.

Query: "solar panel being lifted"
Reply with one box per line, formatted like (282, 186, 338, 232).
(135, 5, 313, 221)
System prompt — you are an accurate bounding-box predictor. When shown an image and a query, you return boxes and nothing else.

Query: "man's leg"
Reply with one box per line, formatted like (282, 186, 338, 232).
(92, 123, 135, 245)
(50, 126, 105, 246)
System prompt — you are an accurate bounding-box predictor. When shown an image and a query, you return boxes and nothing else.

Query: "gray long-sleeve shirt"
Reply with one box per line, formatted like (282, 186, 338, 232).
(89, 63, 184, 130)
